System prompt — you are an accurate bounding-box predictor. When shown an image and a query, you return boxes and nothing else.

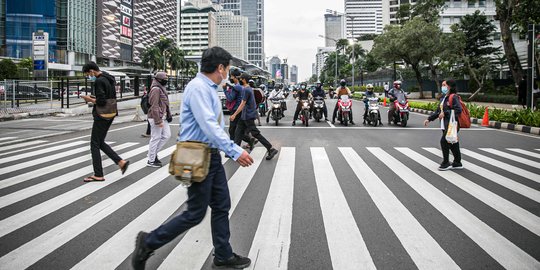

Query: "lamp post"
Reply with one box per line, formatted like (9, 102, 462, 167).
(318, 34, 339, 86)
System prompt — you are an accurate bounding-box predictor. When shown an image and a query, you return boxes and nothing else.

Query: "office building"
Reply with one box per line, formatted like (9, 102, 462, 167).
(290, 65, 298, 84)
(345, 0, 384, 38)
(280, 59, 289, 81)
(215, 10, 248, 60)
(180, 0, 217, 56)
(324, 13, 345, 47)
(268, 56, 281, 79)
(315, 47, 335, 78)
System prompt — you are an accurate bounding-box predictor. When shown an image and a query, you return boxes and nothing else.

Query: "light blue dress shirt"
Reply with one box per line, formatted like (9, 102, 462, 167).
(179, 73, 244, 160)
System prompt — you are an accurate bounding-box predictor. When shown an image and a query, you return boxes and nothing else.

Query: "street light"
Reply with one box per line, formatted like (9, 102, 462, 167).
(319, 35, 338, 87)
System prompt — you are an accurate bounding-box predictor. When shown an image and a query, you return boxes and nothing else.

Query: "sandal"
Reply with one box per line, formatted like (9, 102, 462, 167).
(120, 160, 130, 175)
(83, 176, 105, 182)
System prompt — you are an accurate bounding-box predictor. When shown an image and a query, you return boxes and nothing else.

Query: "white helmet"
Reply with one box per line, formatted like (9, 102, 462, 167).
(366, 84, 374, 89)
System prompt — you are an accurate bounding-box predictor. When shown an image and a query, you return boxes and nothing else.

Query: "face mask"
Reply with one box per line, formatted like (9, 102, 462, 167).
(229, 77, 235, 84)
(441, 86, 448, 94)
(301, 85, 306, 89)
(219, 65, 229, 86)
(159, 79, 168, 86)
(88, 76, 96, 82)
(340, 82, 346, 87)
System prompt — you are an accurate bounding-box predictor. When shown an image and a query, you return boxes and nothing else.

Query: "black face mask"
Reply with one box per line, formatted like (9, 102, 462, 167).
(159, 79, 168, 86)
(340, 82, 346, 87)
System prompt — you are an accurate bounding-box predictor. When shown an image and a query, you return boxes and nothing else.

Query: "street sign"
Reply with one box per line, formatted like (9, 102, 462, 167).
(32, 31, 49, 79)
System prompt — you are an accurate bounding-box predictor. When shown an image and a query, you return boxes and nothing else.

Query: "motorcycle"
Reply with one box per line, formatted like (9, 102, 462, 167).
(390, 93, 410, 127)
(313, 96, 325, 122)
(365, 97, 381, 127)
(337, 95, 352, 126)
(267, 97, 284, 126)
(299, 99, 310, 127)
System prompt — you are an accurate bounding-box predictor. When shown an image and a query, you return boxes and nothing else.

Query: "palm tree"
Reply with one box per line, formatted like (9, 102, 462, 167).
(335, 39, 350, 54)
(141, 46, 163, 72)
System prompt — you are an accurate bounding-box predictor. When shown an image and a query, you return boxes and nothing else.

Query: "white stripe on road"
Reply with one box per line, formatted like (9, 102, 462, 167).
(339, 147, 459, 269)
(0, 143, 143, 209)
(480, 148, 540, 168)
(158, 148, 267, 270)
(327, 120, 335, 128)
(310, 147, 376, 270)
(0, 145, 175, 238)
(368, 147, 540, 270)
(0, 140, 87, 164)
(507, 148, 540, 159)
(0, 140, 47, 153)
(0, 137, 18, 141)
(398, 147, 540, 237)
(0, 132, 71, 147)
(0, 167, 172, 269)
(247, 148, 295, 270)
(462, 149, 540, 183)
(423, 148, 540, 203)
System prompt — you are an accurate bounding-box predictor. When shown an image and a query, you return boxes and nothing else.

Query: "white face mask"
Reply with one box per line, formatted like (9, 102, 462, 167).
(219, 65, 229, 86)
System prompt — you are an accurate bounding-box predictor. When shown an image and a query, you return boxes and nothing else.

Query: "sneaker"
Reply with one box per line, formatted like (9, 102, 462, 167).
(292, 121, 296, 126)
(438, 162, 452, 171)
(146, 161, 161, 168)
(141, 133, 150, 138)
(213, 253, 251, 269)
(266, 148, 278, 160)
(153, 159, 163, 167)
(132, 231, 154, 270)
(248, 138, 255, 151)
(350, 121, 355, 125)
(451, 162, 464, 170)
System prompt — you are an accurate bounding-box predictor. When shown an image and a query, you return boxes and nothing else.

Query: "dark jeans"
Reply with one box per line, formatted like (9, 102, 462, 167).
(229, 112, 251, 144)
(234, 119, 272, 151)
(145, 153, 233, 260)
(441, 130, 461, 164)
(145, 120, 151, 135)
(91, 119, 122, 177)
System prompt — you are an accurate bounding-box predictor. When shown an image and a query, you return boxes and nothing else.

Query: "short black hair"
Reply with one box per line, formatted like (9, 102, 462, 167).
(200, 47, 232, 73)
(445, 79, 458, 94)
(230, 69, 242, 77)
(239, 73, 251, 82)
(82, 62, 100, 73)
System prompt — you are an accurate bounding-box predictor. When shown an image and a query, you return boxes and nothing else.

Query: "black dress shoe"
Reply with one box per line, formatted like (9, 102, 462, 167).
(266, 148, 278, 160)
(132, 231, 154, 270)
(213, 253, 251, 269)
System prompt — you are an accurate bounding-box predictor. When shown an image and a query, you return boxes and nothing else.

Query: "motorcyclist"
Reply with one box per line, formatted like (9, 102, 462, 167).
(387, 80, 406, 124)
(332, 79, 354, 125)
(311, 82, 328, 121)
(328, 86, 335, 99)
(292, 82, 313, 126)
(268, 84, 286, 118)
(363, 84, 383, 125)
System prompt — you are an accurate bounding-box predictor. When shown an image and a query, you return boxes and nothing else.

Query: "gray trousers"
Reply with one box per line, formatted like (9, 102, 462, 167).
(148, 118, 171, 162)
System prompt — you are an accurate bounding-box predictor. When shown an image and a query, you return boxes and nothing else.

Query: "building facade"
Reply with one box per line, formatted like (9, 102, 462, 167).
(290, 65, 298, 84)
(215, 10, 248, 60)
(315, 47, 335, 78)
(268, 56, 281, 79)
(324, 13, 345, 47)
(280, 59, 289, 81)
(345, 0, 384, 38)
(180, 1, 217, 56)
(96, 0, 134, 66)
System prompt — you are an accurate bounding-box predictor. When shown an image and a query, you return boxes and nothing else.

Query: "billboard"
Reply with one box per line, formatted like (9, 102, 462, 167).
(32, 31, 49, 79)
(119, 0, 134, 59)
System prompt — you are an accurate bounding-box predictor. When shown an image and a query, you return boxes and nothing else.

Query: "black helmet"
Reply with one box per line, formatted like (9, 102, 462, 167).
(340, 79, 346, 87)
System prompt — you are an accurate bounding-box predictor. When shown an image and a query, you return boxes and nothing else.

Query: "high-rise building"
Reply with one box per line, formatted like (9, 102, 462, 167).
(179, 1, 217, 56)
(0, 0, 5, 56)
(324, 13, 345, 47)
(315, 47, 335, 78)
(345, 0, 384, 38)
(97, 0, 135, 65)
(268, 56, 281, 79)
(280, 59, 289, 81)
(290, 65, 298, 84)
(212, 0, 264, 68)
(215, 10, 248, 60)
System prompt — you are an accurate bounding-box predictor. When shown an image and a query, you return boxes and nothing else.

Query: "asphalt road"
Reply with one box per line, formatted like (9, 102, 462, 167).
(0, 96, 539, 270)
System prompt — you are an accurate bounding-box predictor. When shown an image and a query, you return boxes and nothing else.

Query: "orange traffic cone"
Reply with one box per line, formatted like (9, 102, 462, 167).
(481, 107, 489, 127)
(383, 97, 387, 107)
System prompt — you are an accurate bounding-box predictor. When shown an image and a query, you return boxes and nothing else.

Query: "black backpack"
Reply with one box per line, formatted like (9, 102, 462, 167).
(141, 92, 150, 114)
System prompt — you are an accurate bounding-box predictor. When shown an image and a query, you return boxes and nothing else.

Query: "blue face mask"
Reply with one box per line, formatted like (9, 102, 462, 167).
(441, 86, 448, 94)
(88, 76, 96, 82)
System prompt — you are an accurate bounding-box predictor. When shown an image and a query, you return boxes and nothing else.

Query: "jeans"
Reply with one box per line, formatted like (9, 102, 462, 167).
(234, 119, 272, 151)
(441, 130, 461, 164)
(90, 119, 122, 177)
(148, 118, 171, 162)
(145, 153, 233, 260)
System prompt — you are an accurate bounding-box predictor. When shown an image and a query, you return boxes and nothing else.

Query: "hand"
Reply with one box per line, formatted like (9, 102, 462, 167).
(230, 114, 236, 121)
(424, 119, 429, 126)
(158, 122, 164, 128)
(438, 112, 444, 119)
(81, 95, 93, 102)
(236, 151, 253, 167)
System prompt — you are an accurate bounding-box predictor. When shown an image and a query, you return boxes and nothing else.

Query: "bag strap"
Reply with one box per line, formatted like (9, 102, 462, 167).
(447, 93, 458, 108)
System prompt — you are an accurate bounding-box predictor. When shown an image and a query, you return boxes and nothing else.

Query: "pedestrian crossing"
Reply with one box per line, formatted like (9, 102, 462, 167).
(0, 139, 539, 269)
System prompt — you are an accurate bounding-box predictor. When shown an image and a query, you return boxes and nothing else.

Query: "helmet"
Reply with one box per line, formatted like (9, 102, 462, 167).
(340, 79, 347, 87)
(366, 84, 374, 90)
(393, 80, 402, 86)
(260, 84, 266, 90)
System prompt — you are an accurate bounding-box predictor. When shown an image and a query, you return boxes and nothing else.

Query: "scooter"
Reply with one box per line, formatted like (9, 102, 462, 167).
(267, 97, 284, 126)
(365, 97, 382, 127)
(337, 95, 352, 126)
(390, 93, 410, 127)
(299, 99, 310, 127)
(258, 92, 268, 117)
(312, 96, 325, 122)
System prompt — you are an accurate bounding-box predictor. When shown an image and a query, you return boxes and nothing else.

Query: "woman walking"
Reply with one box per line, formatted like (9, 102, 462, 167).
(146, 72, 172, 167)
(424, 79, 463, 171)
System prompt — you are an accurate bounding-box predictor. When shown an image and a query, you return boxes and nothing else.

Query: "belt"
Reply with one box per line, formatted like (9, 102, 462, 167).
(210, 148, 219, 154)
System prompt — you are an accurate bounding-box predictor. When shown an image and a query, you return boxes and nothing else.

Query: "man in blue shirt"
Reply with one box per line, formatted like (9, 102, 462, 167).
(132, 47, 254, 270)
(230, 73, 279, 160)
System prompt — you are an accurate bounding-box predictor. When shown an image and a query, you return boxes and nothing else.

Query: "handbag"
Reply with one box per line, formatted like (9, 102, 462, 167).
(445, 110, 459, 144)
(169, 141, 211, 185)
(95, 99, 118, 120)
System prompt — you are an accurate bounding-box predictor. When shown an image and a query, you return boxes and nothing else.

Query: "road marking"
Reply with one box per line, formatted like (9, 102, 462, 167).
(0, 140, 87, 164)
(310, 147, 376, 270)
(398, 147, 540, 237)
(247, 147, 295, 270)
(423, 148, 540, 203)
(0, 137, 17, 141)
(339, 147, 458, 269)
(480, 148, 540, 168)
(507, 148, 540, 159)
(158, 148, 267, 270)
(253, 126, 490, 130)
(368, 147, 540, 270)
(0, 140, 47, 153)
(0, 145, 175, 238)
(0, 166, 172, 269)
(462, 149, 540, 183)
(327, 120, 335, 128)
(0, 132, 71, 147)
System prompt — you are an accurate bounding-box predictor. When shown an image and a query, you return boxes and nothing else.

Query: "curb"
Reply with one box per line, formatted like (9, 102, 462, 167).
(410, 108, 540, 135)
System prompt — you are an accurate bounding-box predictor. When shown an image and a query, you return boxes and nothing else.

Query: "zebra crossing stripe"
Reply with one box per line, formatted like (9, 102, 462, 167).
(0, 167, 172, 269)
(461, 149, 540, 183)
(339, 147, 459, 269)
(0, 142, 116, 175)
(0, 137, 18, 141)
(398, 147, 540, 237)
(423, 148, 540, 203)
(0, 140, 47, 153)
(368, 147, 540, 270)
(247, 147, 295, 270)
(480, 148, 540, 169)
(157, 148, 267, 270)
(0, 140, 87, 164)
(0, 145, 176, 238)
(311, 147, 376, 270)
(0, 143, 143, 209)
(507, 148, 540, 159)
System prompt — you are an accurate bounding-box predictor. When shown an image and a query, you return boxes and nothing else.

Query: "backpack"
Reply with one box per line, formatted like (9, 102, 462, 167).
(225, 88, 237, 111)
(141, 92, 150, 114)
(448, 94, 471, 128)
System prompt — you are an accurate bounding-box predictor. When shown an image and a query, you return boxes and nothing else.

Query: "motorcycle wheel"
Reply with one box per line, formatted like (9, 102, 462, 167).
(275, 118, 279, 126)
(343, 114, 349, 126)
(401, 114, 408, 127)
(303, 111, 309, 127)
(370, 114, 377, 127)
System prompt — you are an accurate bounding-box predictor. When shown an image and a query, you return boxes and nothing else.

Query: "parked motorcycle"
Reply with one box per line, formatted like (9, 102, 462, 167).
(337, 95, 352, 126)
(267, 98, 284, 126)
(299, 99, 310, 127)
(365, 97, 382, 126)
(390, 93, 410, 127)
(312, 96, 325, 122)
